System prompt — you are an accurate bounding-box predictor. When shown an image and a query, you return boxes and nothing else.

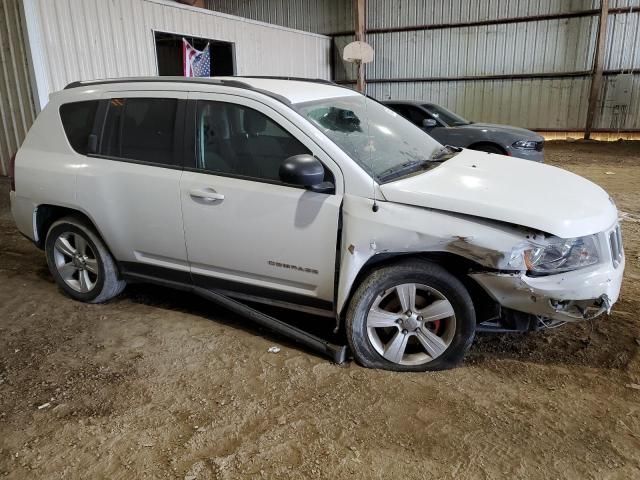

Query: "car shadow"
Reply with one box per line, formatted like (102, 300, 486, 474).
(15, 253, 640, 372)
(468, 308, 639, 371)
(121, 282, 638, 372)
(121, 282, 348, 362)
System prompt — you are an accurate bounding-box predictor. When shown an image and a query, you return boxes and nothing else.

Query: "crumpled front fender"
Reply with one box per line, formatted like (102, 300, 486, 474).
(337, 195, 533, 314)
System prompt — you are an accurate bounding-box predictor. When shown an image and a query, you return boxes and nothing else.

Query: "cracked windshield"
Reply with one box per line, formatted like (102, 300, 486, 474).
(295, 95, 447, 182)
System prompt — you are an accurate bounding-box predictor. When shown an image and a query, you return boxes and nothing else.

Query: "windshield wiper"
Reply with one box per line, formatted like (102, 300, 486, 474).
(430, 144, 462, 161)
(377, 159, 431, 182)
(378, 146, 463, 182)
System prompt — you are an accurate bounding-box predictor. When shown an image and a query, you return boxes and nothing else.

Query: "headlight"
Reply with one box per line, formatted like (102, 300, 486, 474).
(512, 140, 538, 150)
(510, 235, 599, 274)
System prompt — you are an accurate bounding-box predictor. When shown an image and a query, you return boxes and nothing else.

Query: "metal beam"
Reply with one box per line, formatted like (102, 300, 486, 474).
(328, 6, 634, 38)
(354, 0, 366, 93)
(335, 68, 640, 85)
(585, 0, 609, 140)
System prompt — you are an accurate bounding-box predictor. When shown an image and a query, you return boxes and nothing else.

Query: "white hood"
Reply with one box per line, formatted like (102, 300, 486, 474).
(380, 150, 617, 238)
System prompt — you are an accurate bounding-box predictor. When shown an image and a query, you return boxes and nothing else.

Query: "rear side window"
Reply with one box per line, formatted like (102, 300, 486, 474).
(59, 101, 99, 154)
(100, 98, 178, 166)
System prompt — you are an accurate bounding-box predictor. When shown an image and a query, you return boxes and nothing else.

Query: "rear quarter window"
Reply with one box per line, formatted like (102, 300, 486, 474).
(100, 97, 178, 166)
(59, 101, 99, 154)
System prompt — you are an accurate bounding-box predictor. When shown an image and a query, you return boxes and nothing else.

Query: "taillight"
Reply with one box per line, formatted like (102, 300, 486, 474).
(8, 152, 16, 191)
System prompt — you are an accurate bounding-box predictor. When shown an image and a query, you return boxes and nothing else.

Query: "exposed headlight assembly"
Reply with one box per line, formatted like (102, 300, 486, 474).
(512, 140, 538, 150)
(510, 235, 600, 274)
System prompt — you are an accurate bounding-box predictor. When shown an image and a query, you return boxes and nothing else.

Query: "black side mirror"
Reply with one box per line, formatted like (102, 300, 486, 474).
(422, 118, 437, 129)
(280, 154, 334, 193)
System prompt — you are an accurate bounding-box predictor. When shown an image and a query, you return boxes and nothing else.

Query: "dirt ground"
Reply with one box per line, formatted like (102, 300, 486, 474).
(1, 141, 640, 479)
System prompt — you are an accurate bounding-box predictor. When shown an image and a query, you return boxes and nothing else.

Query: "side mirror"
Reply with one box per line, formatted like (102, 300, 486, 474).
(422, 118, 437, 129)
(279, 154, 334, 193)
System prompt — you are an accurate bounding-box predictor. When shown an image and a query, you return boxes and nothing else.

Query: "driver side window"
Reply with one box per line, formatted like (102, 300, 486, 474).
(196, 101, 310, 182)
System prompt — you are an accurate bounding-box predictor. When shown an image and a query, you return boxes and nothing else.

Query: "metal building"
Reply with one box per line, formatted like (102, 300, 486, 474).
(0, 0, 36, 176)
(2, 0, 639, 175)
(209, 0, 640, 137)
(0, 0, 331, 174)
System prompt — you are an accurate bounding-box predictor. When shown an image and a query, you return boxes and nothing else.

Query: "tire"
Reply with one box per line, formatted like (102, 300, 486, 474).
(45, 216, 126, 303)
(470, 143, 505, 155)
(346, 260, 476, 372)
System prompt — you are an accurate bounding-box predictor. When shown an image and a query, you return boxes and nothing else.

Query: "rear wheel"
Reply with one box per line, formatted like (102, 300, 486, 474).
(45, 217, 126, 303)
(346, 260, 476, 371)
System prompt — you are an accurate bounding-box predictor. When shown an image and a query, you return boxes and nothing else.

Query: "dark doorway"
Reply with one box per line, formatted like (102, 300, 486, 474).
(154, 31, 235, 77)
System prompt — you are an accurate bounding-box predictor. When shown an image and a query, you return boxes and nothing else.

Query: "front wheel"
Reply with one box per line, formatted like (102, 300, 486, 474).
(45, 217, 126, 303)
(346, 260, 476, 371)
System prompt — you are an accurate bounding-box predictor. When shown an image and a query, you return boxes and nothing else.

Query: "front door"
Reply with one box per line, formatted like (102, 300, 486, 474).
(179, 94, 343, 313)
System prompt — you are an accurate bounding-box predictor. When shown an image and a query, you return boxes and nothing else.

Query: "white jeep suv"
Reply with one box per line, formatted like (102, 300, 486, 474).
(9, 77, 624, 371)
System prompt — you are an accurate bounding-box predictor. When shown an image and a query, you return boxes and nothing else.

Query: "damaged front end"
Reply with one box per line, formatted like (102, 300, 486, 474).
(471, 223, 623, 324)
(550, 295, 611, 320)
(338, 195, 624, 330)
(470, 255, 623, 324)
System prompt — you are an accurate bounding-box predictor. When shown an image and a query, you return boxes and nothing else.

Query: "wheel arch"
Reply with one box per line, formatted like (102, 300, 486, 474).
(338, 251, 500, 326)
(35, 204, 106, 251)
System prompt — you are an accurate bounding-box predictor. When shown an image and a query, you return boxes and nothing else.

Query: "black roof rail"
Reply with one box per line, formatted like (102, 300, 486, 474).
(61, 75, 357, 105)
(233, 75, 337, 85)
(63, 76, 254, 90)
(62, 76, 293, 105)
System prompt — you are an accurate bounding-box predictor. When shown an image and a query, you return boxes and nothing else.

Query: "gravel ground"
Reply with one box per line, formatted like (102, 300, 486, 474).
(1, 141, 640, 479)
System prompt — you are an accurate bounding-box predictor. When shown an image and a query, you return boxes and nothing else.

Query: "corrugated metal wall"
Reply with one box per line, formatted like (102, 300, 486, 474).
(362, 0, 640, 131)
(205, 0, 353, 34)
(22, 0, 331, 111)
(0, 0, 36, 175)
(365, 0, 599, 28)
(207, 0, 640, 132)
(601, 0, 640, 130)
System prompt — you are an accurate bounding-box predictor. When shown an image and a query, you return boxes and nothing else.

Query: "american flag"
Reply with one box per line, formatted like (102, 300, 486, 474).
(182, 39, 211, 77)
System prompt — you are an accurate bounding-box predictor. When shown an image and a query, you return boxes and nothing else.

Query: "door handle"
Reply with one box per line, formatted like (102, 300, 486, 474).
(189, 188, 225, 202)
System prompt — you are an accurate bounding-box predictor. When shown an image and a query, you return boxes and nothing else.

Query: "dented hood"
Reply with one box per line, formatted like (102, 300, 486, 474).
(380, 149, 617, 238)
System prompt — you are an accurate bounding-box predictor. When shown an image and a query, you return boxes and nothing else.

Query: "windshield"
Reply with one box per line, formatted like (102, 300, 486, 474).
(294, 95, 442, 180)
(422, 103, 470, 126)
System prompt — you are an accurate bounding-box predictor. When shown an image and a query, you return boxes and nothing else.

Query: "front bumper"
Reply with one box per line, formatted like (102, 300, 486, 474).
(470, 257, 625, 322)
(505, 146, 544, 162)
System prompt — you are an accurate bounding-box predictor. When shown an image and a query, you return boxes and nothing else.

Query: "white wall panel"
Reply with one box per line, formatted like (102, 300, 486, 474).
(23, 0, 331, 110)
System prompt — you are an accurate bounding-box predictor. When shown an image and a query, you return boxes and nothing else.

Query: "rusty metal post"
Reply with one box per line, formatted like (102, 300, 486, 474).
(354, 0, 366, 92)
(585, 0, 609, 139)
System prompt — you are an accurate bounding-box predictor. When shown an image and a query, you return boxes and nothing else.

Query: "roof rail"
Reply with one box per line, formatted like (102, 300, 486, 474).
(63, 76, 254, 90)
(61, 75, 355, 105)
(62, 76, 294, 105)
(233, 75, 337, 85)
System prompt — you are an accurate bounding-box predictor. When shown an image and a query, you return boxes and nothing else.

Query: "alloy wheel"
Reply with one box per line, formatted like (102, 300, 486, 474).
(366, 283, 456, 366)
(52, 232, 99, 293)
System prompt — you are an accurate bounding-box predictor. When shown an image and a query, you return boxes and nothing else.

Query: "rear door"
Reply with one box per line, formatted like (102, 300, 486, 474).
(179, 93, 343, 312)
(75, 92, 190, 281)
